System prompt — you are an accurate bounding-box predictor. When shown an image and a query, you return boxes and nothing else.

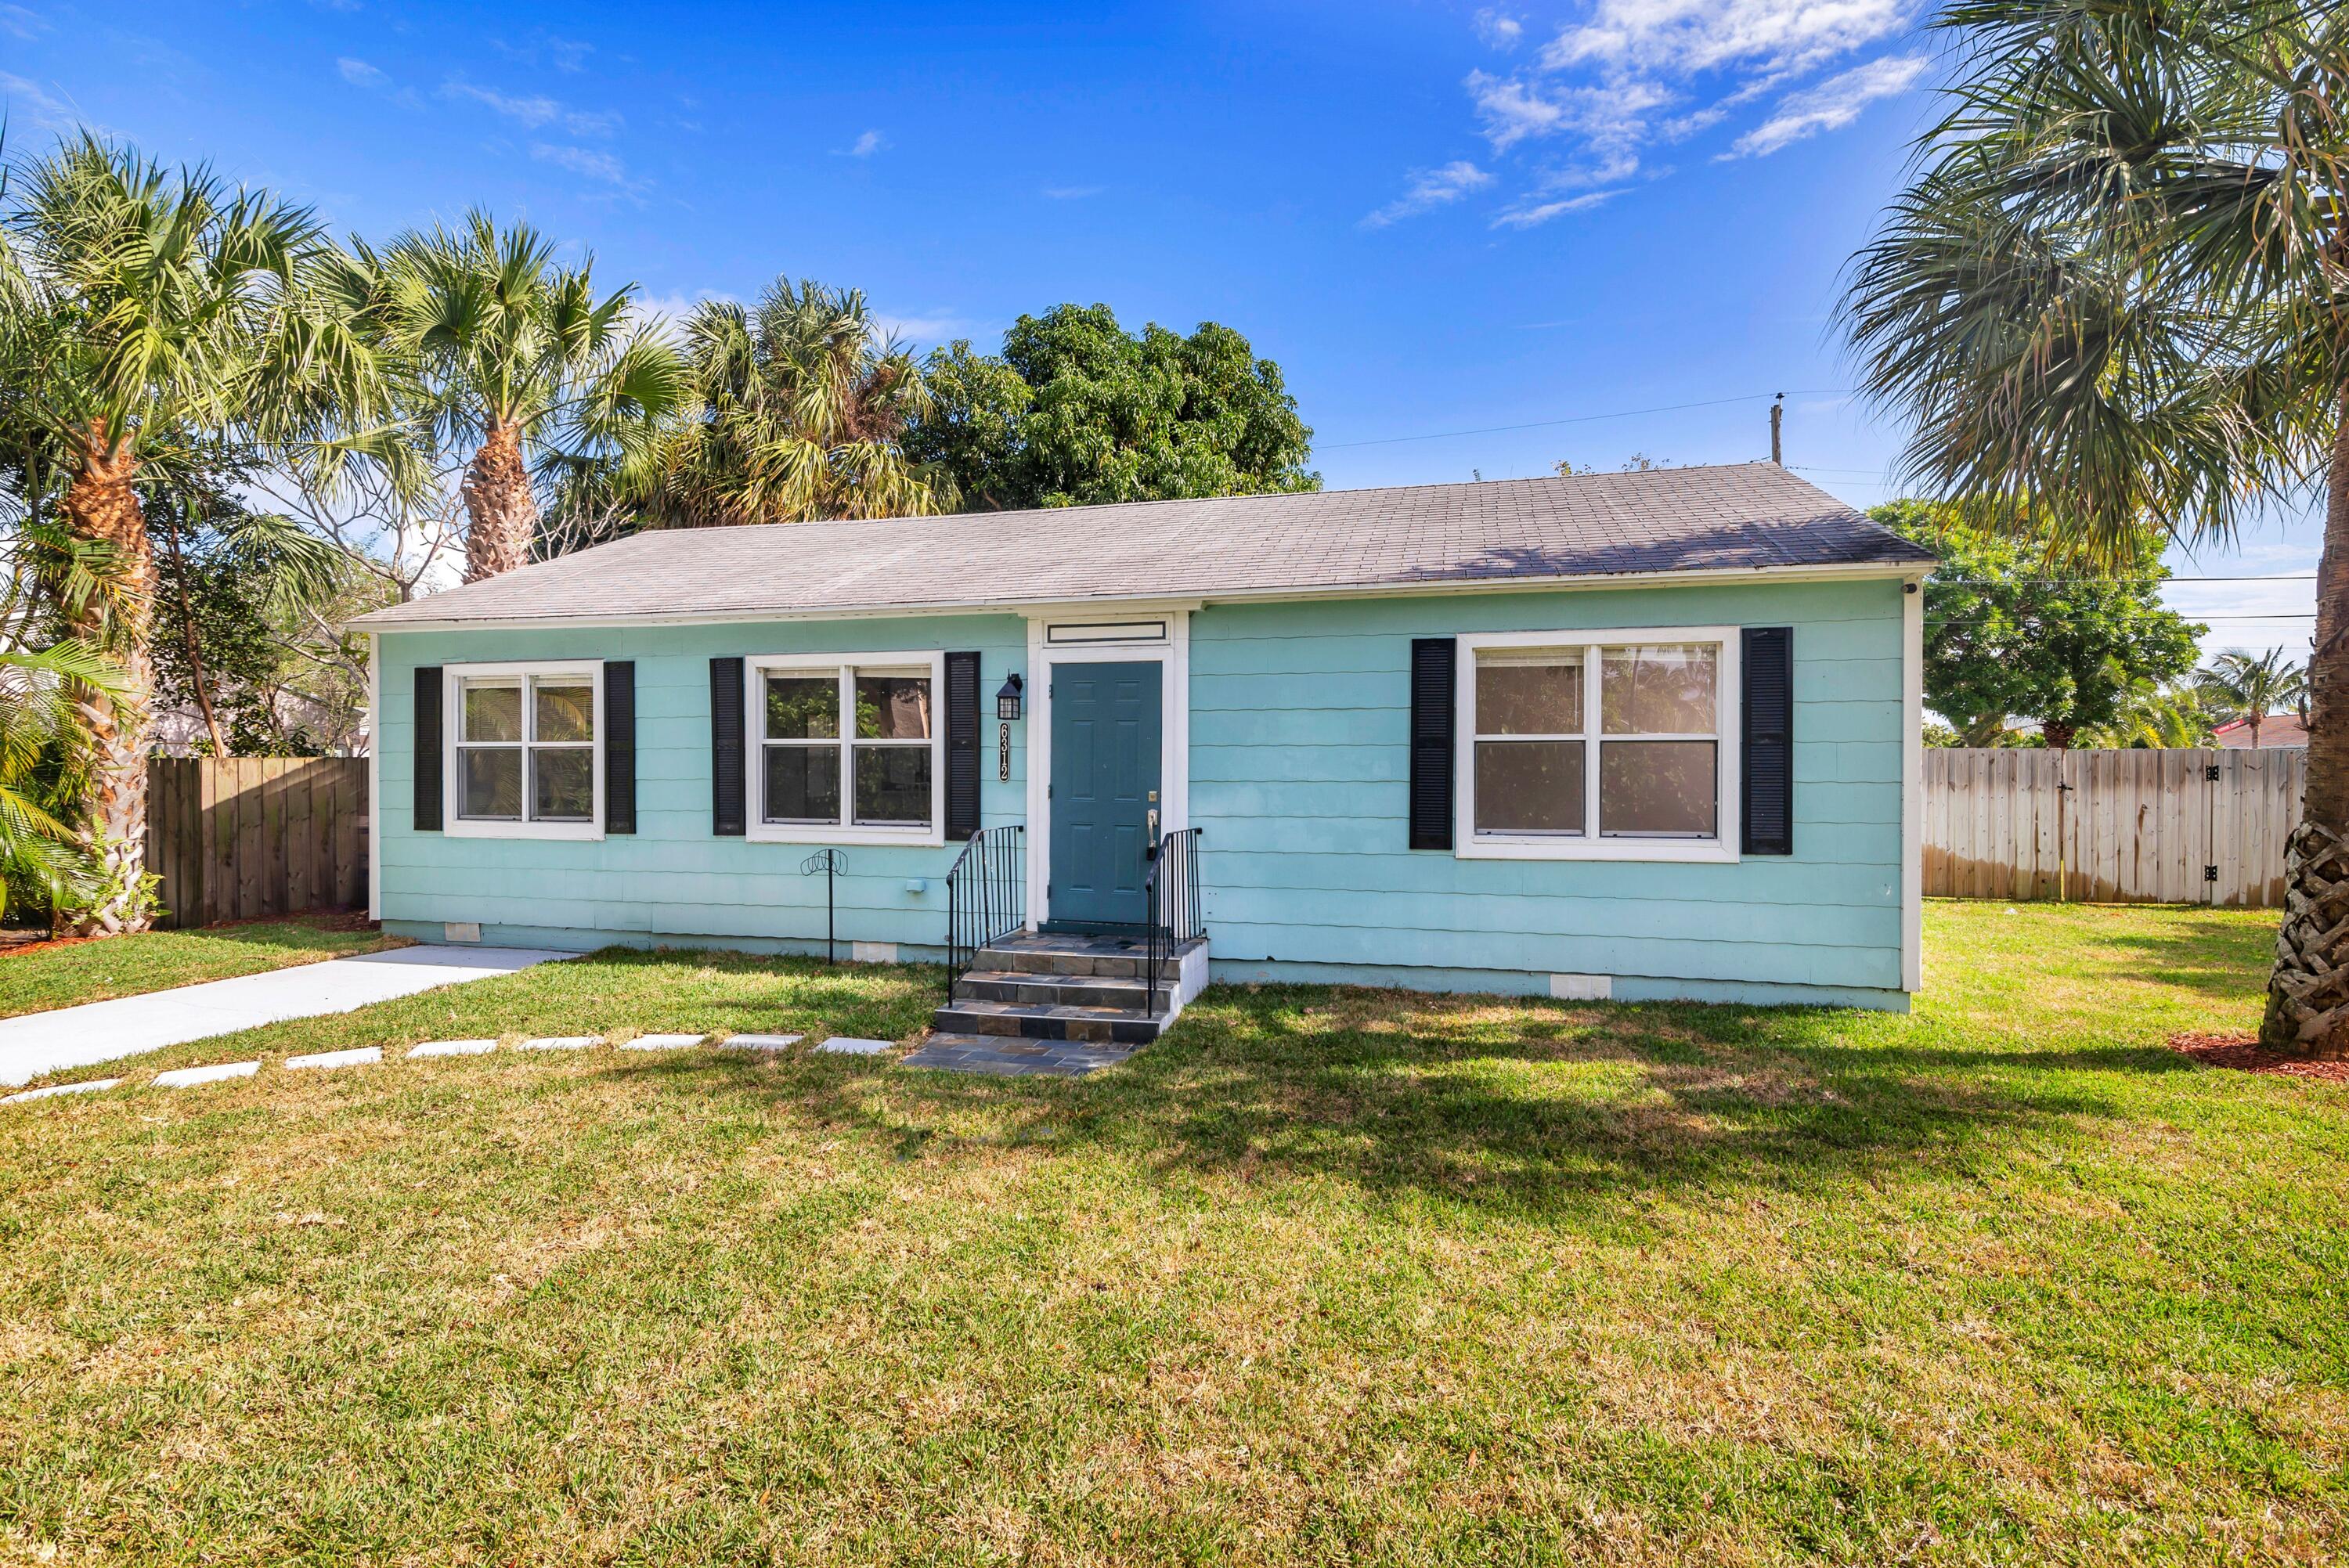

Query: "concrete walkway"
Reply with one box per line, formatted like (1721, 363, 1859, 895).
(0, 945, 565, 1087)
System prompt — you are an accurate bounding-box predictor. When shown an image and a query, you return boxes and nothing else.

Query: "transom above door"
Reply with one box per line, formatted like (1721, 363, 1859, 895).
(1045, 660, 1162, 932)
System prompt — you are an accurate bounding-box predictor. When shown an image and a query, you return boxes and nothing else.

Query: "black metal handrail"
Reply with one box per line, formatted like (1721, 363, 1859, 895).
(1144, 827, 1204, 1018)
(945, 824, 1025, 995)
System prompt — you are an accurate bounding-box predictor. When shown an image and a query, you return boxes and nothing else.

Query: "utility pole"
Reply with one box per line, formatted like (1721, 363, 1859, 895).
(1770, 393, 1784, 465)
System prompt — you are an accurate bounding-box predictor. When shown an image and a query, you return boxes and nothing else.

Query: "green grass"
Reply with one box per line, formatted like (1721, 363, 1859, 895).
(2, 903, 2343, 1564)
(0, 914, 402, 1020)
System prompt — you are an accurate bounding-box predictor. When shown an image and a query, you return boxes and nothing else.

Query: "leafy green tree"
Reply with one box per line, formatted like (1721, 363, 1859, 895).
(627, 278, 946, 527)
(1875, 501, 2204, 749)
(1842, 2, 2348, 1051)
(2083, 678, 2223, 749)
(905, 305, 1317, 510)
(2200, 649, 2308, 748)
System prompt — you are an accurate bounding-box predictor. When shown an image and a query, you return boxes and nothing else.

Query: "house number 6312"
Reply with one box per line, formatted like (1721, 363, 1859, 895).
(998, 722, 1011, 783)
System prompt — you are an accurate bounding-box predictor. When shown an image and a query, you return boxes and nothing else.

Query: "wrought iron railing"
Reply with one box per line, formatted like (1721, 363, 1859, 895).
(945, 824, 1025, 993)
(1144, 827, 1204, 1018)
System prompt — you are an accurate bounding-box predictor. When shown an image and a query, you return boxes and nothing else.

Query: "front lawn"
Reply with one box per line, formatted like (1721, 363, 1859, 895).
(1, 903, 2342, 1564)
(0, 913, 404, 1021)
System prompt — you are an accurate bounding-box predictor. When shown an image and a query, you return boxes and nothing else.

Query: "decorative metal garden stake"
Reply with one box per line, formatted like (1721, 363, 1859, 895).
(800, 849, 847, 964)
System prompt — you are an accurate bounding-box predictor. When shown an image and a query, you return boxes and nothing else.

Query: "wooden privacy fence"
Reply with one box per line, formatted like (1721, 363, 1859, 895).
(1925, 747, 2303, 907)
(145, 757, 370, 929)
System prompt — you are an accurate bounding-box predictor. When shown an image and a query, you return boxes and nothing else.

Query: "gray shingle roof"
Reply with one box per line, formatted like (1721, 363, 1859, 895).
(351, 461, 1932, 629)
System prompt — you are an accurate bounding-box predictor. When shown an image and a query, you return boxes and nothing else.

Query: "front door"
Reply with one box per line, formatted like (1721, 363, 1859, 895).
(1048, 660, 1161, 931)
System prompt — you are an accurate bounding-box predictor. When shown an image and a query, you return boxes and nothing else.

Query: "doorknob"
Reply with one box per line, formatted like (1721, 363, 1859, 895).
(1147, 807, 1160, 840)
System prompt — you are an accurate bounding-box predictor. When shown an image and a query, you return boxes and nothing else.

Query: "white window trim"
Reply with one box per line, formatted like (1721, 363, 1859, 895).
(1455, 625, 1741, 864)
(442, 660, 605, 842)
(745, 650, 947, 847)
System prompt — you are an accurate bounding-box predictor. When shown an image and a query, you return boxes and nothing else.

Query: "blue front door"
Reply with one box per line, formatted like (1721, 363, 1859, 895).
(1048, 661, 1161, 931)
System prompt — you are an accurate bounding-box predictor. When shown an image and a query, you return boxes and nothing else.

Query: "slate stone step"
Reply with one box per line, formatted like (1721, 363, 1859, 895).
(975, 932, 1205, 982)
(932, 998, 1163, 1046)
(952, 968, 1169, 1011)
(901, 1032, 1136, 1077)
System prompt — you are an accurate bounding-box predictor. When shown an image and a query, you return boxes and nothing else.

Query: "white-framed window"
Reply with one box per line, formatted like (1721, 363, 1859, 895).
(443, 660, 604, 841)
(1456, 626, 1740, 863)
(747, 651, 946, 845)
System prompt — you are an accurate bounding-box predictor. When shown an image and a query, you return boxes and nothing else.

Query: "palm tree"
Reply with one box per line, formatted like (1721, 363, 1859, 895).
(1843, 2, 2349, 1053)
(2203, 648, 2309, 748)
(0, 135, 357, 933)
(2084, 677, 2222, 749)
(375, 214, 683, 581)
(629, 277, 949, 527)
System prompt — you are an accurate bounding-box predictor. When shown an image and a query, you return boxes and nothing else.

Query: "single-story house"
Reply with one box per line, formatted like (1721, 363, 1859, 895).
(351, 462, 1934, 1045)
(2214, 714, 2308, 749)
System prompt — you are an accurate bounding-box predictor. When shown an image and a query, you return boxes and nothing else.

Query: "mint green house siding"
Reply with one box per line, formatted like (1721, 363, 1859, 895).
(371, 575, 1913, 1009)
(1185, 578, 1909, 1007)
(375, 614, 1029, 958)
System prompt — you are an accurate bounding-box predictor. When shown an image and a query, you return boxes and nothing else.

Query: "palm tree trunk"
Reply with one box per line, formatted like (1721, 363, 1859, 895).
(460, 420, 539, 582)
(2263, 384, 2349, 1054)
(60, 424, 157, 936)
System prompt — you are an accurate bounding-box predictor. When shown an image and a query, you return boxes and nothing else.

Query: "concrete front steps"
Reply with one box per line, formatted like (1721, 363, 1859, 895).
(907, 932, 1207, 1076)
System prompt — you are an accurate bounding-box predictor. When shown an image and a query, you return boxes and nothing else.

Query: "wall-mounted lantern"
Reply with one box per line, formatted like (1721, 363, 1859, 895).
(996, 672, 1024, 722)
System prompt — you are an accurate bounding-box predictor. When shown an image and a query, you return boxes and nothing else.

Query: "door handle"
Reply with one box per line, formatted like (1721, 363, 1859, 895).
(1146, 807, 1160, 859)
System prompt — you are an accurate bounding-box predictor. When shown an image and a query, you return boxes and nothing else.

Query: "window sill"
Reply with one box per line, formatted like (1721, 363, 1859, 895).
(744, 823, 944, 849)
(1456, 836, 1738, 864)
(446, 818, 605, 842)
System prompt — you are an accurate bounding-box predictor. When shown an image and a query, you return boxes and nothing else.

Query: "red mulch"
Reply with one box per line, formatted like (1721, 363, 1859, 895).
(0, 931, 93, 958)
(2169, 1031, 2349, 1083)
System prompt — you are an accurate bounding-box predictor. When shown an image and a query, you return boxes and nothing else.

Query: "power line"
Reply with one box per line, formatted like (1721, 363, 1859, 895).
(1319, 390, 1851, 451)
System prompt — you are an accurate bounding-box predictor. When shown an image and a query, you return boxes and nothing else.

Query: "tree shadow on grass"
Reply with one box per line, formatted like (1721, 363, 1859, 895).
(619, 980, 2142, 1220)
(2095, 913, 2279, 1002)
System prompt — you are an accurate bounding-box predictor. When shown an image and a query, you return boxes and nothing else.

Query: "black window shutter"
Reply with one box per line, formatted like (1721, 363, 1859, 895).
(604, 661, 636, 834)
(1741, 626, 1794, 856)
(710, 656, 746, 837)
(1408, 637, 1456, 851)
(945, 651, 981, 841)
(413, 666, 442, 832)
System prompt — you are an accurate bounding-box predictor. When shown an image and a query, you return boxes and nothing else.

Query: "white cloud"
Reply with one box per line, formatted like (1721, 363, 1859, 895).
(1467, 70, 1566, 150)
(1361, 160, 1495, 229)
(444, 80, 619, 136)
(530, 142, 633, 186)
(844, 129, 888, 157)
(1492, 189, 1621, 228)
(1474, 9, 1523, 49)
(0, 70, 89, 135)
(872, 309, 973, 343)
(1543, 0, 1914, 79)
(0, 5, 49, 41)
(1042, 184, 1103, 200)
(1726, 53, 1926, 157)
(337, 57, 385, 88)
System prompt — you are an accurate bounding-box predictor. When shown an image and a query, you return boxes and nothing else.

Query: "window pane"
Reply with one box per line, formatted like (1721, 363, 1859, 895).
(1602, 645, 1717, 734)
(854, 744, 931, 824)
(1474, 740, 1585, 834)
(855, 674, 933, 740)
(763, 744, 842, 822)
(1476, 653, 1583, 736)
(532, 747, 594, 821)
(532, 679, 594, 743)
(765, 675, 839, 740)
(459, 748, 521, 819)
(462, 682, 522, 743)
(1600, 741, 1717, 836)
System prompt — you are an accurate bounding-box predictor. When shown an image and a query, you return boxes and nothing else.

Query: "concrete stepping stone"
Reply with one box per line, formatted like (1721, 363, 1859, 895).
(816, 1036, 893, 1056)
(720, 1033, 803, 1051)
(518, 1036, 600, 1051)
(154, 1061, 260, 1088)
(2, 1077, 121, 1105)
(620, 1033, 704, 1051)
(409, 1039, 496, 1058)
(286, 1047, 381, 1072)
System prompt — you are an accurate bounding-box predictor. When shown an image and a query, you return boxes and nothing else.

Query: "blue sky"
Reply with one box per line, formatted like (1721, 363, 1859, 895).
(1, 0, 2318, 655)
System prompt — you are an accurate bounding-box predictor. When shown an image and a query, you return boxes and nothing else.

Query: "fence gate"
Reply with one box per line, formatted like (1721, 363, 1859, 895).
(145, 757, 370, 929)
(1924, 747, 2303, 908)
